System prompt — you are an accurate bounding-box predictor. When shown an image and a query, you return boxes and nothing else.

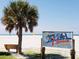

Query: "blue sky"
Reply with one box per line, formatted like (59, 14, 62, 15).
(0, 0, 79, 34)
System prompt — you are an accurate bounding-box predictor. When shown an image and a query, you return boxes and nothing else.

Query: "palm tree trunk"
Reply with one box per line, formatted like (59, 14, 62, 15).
(18, 26, 22, 54)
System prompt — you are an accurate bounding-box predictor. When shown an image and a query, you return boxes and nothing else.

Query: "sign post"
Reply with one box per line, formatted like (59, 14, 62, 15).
(41, 38, 45, 59)
(41, 47, 45, 59)
(70, 39, 75, 59)
(41, 31, 73, 59)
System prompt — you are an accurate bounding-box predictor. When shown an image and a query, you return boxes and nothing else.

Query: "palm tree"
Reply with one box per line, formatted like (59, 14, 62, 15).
(2, 0, 38, 54)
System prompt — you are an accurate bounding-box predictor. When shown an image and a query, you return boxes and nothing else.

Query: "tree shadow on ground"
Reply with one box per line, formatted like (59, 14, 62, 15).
(0, 52, 11, 56)
(21, 53, 68, 59)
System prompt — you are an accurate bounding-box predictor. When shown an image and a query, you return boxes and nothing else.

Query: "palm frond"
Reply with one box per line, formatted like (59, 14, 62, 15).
(2, 0, 38, 33)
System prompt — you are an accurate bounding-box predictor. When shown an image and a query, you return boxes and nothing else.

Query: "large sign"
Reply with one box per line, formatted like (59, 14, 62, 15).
(42, 31, 73, 48)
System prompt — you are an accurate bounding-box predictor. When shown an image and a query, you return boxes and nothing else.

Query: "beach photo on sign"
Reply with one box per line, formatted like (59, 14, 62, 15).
(42, 31, 73, 48)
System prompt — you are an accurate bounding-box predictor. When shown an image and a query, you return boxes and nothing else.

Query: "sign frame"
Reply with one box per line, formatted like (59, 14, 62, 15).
(42, 31, 73, 48)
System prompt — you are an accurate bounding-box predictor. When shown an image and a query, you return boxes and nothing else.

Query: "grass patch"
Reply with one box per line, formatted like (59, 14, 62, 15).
(23, 50, 41, 59)
(0, 56, 16, 59)
(24, 50, 37, 55)
(0, 52, 16, 59)
(23, 50, 69, 59)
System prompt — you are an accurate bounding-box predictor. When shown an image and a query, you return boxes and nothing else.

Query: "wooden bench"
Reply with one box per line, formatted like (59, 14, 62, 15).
(4, 44, 18, 53)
